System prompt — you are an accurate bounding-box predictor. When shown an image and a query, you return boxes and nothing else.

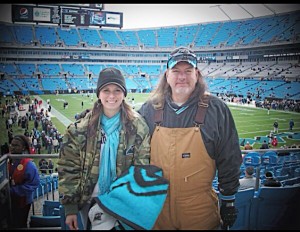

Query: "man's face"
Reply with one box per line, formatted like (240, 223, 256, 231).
(166, 61, 198, 100)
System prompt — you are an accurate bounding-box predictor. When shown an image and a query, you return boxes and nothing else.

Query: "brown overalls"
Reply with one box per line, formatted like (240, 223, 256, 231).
(150, 99, 221, 230)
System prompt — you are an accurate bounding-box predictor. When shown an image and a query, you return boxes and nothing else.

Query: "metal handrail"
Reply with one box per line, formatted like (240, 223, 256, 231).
(3, 147, 300, 159)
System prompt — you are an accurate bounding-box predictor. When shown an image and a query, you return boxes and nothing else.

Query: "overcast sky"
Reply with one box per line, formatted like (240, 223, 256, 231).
(0, 4, 299, 29)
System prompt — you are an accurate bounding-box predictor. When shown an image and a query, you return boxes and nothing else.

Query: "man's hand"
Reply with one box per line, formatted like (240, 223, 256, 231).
(220, 200, 238, 229)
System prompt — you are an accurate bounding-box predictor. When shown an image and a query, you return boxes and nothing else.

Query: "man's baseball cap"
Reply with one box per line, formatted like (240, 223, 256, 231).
(167, 46, 197, 69)
(96, 67, 127, 97)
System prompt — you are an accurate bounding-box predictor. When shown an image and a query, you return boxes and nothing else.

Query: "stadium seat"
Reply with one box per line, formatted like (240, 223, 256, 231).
(281, 177, 300, 186)
(230, 188, 255, 230)
(253, 185, 300, 230)
(261, 151, 278, 166)
(294, 167, 300, 177)
(42, 200, 61, 216)
(243, 152, 261, 167)
(29, 215, 61, 228)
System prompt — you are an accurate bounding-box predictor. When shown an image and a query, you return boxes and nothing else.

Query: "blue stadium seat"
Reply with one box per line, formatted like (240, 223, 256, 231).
(261, 151, 278, 166)
(230, 188, 255, 230)
(253, 185, 300, 230)
(294, 167, 300, 177)
(243, 152, 261, 167)
(29, 215, 61, 228)
(281, 177, 300, 186)
(42, 200, 61, 216)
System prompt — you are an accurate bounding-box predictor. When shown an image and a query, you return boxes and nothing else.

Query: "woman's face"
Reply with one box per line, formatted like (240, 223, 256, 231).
(99, 84, 125, 117)
(9, 138, 25, 154)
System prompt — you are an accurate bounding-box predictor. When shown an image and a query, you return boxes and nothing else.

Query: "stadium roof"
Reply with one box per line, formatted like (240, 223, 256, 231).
(0, 4, 299, 29)
(105, 4, 300, 29)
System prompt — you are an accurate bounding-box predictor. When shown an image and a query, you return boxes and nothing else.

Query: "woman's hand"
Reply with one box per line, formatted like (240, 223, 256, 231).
(66, 214, 79, 230)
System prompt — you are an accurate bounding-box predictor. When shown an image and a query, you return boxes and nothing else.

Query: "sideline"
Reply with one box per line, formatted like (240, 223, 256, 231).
(33, 96, 73, 127)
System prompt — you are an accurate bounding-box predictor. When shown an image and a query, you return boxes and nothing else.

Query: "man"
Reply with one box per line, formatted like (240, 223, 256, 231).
(244, 141, 253, 150)
(239, 166, 260, 190)
(273, 120, 279, 134)
(138, 46, 242, 230)
(271, 136, 278, 147)
(263, 171, 282, 187)
(260, 140, 269, 149)
(289, 119, 294, 131)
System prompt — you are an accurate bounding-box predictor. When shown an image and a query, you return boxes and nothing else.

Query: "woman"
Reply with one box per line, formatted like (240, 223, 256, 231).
(57, 67, 151, 230)
(8, 134, 40, 229)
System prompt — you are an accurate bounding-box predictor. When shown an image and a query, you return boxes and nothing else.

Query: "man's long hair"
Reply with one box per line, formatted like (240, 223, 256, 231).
(149, 68, 208, 109)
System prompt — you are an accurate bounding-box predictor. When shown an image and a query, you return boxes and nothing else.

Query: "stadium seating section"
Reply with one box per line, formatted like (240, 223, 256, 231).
(0, 10, 299, 100)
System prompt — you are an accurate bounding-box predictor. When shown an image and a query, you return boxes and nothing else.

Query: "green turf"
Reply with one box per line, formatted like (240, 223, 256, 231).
(37, 93, 300, 150)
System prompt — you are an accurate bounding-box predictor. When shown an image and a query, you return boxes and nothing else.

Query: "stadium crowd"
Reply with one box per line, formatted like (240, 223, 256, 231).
(1, 95, 63, 173)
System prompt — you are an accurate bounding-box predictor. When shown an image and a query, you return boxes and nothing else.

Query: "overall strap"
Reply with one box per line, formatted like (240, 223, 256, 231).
(194, 95, 210, 126)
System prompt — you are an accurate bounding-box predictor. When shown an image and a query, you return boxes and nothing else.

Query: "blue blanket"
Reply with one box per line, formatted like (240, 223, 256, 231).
(94, 165, 169, 230)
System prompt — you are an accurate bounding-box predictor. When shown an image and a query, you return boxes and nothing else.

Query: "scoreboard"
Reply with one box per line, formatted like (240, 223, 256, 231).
(12, 4, 123, 28)
(61, 8, 90, 26)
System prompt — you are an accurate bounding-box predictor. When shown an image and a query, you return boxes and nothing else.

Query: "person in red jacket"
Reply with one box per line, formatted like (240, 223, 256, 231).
(8, 135, 40, 229)
(271, 136, 278, 147)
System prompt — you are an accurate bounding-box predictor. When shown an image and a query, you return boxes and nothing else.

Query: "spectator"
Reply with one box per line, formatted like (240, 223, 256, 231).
(38, 158, 46, 168)
(244, 141, 253, 150)
(36, 142, 41, 154)
(8, 135, 40, 228)
(40, 161, 49, 174)
(267, 105, 270, 115)
(239, 166, 260, 190)
(263, 171, 282, 187)
(24, 129, 30, 137)
(271, 136, 278, 147)
(138, 46, 242, 230)
(29, 146, 36, 155)
(52, 137, 59, 153)
(48, 159, 54, 174)
(289, 119, 294, 131)
(1, 142, 9, 156)
(273, 121, 279, 134)
(8, 128, 14, 144)
(268, 131, 274, 144)
(57, 67, 151, 230)
(131, 97, 135, 109)
(260, 140, 269, 149)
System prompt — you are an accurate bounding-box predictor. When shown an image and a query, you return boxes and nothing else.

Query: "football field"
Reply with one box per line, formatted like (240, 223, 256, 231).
(39, 93, 300, 149)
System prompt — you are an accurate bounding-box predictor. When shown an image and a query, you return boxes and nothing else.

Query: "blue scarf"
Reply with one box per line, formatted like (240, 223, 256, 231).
(98, 112, 122, 195)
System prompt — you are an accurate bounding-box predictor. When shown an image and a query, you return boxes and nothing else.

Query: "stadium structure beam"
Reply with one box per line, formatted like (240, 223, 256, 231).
(238, 4, 254, 18)
(210, 4, 232, 21)
(263, 4, 277, 15)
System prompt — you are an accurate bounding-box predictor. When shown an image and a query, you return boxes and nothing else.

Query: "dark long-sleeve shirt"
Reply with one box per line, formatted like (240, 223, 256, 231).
(138, 93, 242, 196)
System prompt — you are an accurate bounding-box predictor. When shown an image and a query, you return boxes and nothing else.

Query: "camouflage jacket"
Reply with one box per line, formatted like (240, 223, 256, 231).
(57, 102, 150, 216)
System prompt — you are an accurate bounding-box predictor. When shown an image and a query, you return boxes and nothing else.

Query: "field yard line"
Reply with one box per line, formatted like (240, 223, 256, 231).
(35, 96, 72, 127)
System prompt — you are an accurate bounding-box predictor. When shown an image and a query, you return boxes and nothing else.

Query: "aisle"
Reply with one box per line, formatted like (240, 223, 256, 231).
(27, 189, 60, 226)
